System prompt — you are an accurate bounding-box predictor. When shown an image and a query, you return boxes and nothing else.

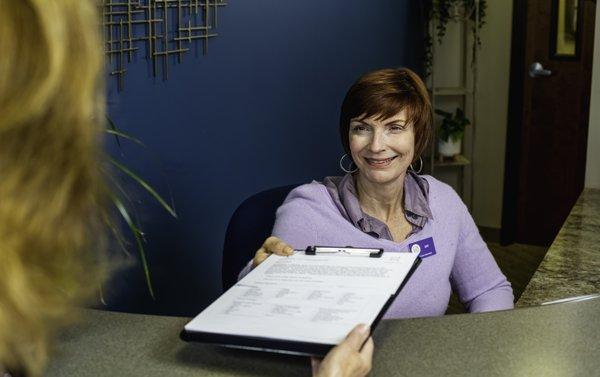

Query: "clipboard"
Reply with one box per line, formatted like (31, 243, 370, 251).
(181, 247, 421, 357)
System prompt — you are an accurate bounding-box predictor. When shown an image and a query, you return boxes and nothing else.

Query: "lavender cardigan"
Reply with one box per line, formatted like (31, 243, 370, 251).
(241, 175, 514, 319)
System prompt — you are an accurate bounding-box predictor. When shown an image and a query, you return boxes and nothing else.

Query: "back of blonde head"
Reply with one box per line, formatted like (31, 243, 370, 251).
(0, 0, 107, 375)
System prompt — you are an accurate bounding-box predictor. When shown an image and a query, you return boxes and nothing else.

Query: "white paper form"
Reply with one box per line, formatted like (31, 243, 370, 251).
(185, 251, 418, 345)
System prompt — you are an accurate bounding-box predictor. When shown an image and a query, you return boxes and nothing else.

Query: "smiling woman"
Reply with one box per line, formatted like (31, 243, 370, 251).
(341, 69, 431, 242)
(240, 67, 514, 319)
(340, 68, 432, 176)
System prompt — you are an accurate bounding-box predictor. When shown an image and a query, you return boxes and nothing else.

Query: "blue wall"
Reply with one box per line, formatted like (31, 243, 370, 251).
(104, 0, 424, 316)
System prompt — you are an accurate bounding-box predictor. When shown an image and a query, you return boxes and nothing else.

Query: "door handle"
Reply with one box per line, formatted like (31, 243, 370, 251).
(529, 62, 552, 78)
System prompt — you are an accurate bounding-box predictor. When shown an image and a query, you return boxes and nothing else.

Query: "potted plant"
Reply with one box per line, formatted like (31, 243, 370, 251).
(104, 117, 178, 300)
(435, 108, 470, 158)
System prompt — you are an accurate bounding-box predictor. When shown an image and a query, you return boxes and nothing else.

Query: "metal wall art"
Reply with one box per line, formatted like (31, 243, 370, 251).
(103, 0, 227, 90)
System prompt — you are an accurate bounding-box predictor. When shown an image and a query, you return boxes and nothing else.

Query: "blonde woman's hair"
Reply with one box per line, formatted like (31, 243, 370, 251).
(0, 0, 108, 375)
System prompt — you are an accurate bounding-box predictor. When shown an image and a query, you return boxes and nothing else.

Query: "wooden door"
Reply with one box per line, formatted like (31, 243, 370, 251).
(502, 0, 596, 246)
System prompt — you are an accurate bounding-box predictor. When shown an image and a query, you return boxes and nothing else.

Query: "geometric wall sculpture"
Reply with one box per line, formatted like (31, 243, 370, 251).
(102, 0, 227, 90)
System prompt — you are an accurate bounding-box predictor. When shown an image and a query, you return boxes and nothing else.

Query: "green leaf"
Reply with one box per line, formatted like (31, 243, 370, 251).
(105, 212, 131, 257)
(110, 193, 155, 300)
(104, 169, 145, 236)
(105, 129, 147, 148)
(450, 130, 464, 142)
(109, 157, 178, 219)
(106, 116, 122, 148)
(99, 283, 107, 306)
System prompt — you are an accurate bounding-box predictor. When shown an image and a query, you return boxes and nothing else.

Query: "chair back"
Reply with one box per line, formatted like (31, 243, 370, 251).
(221, 184, 298, 291)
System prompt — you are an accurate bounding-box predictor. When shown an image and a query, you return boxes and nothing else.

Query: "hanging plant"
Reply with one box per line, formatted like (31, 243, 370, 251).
(422, 0, 487, 78)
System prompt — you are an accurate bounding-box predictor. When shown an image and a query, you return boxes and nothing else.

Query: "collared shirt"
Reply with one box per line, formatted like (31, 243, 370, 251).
(323, 171, 433, 241)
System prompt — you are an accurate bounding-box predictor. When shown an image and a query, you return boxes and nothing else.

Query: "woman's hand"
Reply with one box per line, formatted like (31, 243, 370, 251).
(252, 236, 294, 267)
(311, 324, 374, 377)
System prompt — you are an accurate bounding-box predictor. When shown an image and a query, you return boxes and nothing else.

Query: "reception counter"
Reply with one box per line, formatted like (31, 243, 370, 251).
(518, 188, 600, 306)
(47, 298, 600, 377)
(47, 189, 600, 376)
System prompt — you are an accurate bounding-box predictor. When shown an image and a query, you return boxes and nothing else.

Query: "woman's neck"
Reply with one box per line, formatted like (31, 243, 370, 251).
(355, 173, 405, 222)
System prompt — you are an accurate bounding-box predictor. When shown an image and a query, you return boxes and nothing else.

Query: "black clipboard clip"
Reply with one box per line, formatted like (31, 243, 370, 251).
(304, 246, 384, 258)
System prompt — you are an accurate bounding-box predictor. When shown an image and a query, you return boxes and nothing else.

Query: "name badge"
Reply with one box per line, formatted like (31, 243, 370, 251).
(408, 237, 436, 258)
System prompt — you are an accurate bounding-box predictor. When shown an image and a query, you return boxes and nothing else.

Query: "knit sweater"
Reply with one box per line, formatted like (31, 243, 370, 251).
(267, 175, 514, 319)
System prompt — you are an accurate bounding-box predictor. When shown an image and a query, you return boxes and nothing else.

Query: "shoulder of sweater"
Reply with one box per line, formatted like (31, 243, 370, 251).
(419, 174, 464, 207)
(284, 181, 335, 209)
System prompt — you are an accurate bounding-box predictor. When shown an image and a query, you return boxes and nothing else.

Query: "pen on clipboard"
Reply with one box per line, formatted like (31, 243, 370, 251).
(303, 246, 384, 258)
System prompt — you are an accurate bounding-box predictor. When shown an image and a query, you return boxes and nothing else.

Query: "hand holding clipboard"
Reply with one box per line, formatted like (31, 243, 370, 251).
(182, 238, 420, 356)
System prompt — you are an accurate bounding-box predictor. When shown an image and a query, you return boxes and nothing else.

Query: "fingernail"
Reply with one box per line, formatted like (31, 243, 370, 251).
(358, 324, 370, 334)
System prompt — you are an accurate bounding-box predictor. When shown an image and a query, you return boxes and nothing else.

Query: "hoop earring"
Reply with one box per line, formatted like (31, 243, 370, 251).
(410, 156, 423, 174)
(339, 154, 358, 174)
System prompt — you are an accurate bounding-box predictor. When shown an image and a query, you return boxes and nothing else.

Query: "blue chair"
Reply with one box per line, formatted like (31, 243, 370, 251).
(221, 184, 299, 291)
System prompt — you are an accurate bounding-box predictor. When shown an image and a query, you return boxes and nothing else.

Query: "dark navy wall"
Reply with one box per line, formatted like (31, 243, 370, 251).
(105, 0, 424, 316)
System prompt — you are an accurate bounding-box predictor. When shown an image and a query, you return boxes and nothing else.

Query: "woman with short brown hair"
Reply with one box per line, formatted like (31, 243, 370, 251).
(245, 67, 514, 318)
